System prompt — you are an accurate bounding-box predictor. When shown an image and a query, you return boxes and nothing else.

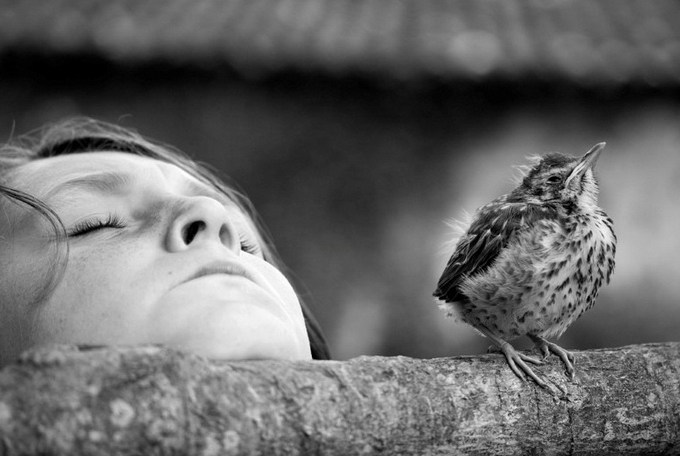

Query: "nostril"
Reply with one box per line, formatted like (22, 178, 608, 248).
(182, 221, 205, 245)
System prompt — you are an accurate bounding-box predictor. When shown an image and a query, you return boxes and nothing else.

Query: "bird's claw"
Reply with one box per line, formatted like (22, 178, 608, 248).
(537, 343, 550, 360)
(531, 337, 575, 378)
(499, 342, 548, 388)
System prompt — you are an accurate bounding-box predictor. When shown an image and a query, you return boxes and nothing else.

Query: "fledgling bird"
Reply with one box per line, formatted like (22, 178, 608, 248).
(434, 143, 616, 388)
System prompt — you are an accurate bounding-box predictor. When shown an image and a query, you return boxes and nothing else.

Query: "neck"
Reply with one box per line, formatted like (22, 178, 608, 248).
(577, 192, 599, 212)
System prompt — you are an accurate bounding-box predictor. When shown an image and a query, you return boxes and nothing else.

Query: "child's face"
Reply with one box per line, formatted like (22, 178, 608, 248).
(0, 152, 311, 364)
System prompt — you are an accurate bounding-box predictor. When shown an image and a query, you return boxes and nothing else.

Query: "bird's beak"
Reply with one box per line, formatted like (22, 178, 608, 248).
(565, 142, 606, 188)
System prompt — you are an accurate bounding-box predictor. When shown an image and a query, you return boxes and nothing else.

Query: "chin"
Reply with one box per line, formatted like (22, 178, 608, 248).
(153, 282, 311, 360)
(191, 341, 311, 361)
(167, 321, 312, 361)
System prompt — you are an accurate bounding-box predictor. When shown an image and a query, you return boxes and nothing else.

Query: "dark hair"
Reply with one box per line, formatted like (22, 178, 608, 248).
(0, 118, 330, 360)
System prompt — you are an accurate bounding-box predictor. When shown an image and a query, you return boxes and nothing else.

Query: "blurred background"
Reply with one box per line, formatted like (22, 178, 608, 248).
(1, 0, 679, 360)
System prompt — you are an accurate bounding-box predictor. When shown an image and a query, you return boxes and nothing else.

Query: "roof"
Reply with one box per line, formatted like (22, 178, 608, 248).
(1, 0, 679, 85)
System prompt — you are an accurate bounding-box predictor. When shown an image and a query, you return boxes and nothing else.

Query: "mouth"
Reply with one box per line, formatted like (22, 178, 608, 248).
(177, 260, 288, 310)
(177, 261, 259, 285)
(166, 258, 298, 328)
(183, 260, 254, 285)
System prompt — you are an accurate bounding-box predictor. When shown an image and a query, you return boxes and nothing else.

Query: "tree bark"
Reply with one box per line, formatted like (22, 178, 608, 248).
(0, 342, 678, 455)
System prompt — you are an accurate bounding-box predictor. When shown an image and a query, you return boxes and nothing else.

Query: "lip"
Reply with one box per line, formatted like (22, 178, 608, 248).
(175, 259, 291, 320)
(185, 260, 253, 284)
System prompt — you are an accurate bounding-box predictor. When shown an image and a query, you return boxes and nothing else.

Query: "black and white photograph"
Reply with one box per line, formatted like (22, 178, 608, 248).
(1, 0, 679, 454)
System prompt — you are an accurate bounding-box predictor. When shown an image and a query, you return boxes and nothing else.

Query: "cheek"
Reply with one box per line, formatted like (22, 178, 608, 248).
(255, 260, 311, 352)
(238, 255, 310, 350)
(59, 245, 127, 307)
(244, 255, 304, 318)
(0, 244, 57, 307)
(532, 186, 545, 198)
(0, 241, 50, 360)
(34, 241, 156, 343)
(0, 213, 65, 306)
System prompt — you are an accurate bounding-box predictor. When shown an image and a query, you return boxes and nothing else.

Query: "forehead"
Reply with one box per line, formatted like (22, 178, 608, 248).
(538, 153, 576, 170)
(10, 152, 211, 199)
(528, 153, 577, 178)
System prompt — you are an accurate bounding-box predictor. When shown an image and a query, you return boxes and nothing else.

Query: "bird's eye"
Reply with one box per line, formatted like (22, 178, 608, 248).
(546, 175, 562, 184)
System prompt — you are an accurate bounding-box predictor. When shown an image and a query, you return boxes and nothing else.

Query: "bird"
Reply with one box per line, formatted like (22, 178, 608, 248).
(433, 143, 616, 388)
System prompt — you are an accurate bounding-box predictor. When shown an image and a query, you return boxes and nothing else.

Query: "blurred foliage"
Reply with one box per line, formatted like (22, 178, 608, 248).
(1, 63, 679, 359)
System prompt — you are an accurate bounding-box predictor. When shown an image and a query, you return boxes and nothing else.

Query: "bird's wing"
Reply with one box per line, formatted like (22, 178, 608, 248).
(434, 200, 554, 303)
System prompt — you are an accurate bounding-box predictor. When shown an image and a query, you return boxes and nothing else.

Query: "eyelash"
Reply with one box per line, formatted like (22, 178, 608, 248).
(238, 232, 261, 255)
(67, 214, 125, 237)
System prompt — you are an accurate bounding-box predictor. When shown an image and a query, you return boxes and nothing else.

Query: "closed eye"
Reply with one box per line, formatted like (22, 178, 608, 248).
(238, 232, 262, 256)
(67, 214, 124, 237)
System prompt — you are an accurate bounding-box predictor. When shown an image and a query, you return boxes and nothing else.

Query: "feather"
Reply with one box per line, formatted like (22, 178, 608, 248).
(434, 199, 560, 303)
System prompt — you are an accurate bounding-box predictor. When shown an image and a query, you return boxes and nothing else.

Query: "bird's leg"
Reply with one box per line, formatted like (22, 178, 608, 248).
(476, 325, 547, 388)
(528, 334, 575, 378)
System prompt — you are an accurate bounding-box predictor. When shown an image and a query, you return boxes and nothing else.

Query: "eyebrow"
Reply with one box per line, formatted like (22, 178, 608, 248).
(44, 169, 233, 209)
(45, 171, 134, 201)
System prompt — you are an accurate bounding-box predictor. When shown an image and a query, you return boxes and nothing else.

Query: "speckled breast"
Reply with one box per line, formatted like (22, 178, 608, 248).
(458, 209, 616, 340)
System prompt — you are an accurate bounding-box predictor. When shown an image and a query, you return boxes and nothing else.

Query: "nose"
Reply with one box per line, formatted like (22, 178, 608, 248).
(166, 196, 240, 254)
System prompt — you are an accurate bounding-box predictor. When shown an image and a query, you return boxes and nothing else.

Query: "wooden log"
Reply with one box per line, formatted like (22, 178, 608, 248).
(0, 342, 678, 455)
